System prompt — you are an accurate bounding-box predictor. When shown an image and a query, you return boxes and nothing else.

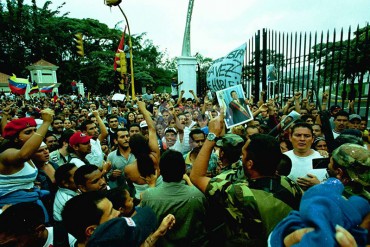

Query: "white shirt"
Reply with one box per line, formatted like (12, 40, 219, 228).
(44, 227, 76, 247)
(69, 157, 86, 168)
(86, 138, 104, 168)
(285, 149, 328, 182)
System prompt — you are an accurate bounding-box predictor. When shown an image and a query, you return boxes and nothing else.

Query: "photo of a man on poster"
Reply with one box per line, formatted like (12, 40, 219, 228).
(229, 90, 251, 123)
(216, 84, 253, 129)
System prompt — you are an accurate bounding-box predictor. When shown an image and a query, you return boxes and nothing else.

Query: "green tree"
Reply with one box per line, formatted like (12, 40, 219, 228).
(0, 0, 177, 95)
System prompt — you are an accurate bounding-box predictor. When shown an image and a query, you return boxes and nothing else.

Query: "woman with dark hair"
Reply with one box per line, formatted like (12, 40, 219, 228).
(125, 111, 136, 128)
(124, 101, 162, 199)
(0, 107, 54, 221)
(312, 137, 328, 152)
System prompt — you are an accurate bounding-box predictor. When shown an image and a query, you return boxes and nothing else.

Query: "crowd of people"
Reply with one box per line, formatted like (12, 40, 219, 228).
(0, 87, 369, 247)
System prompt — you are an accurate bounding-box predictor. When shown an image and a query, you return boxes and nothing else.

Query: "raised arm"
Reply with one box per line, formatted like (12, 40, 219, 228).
(176, 89, 185, 105)
(1, 106, 11, 135)
(257, 90, 265, 107)
(94, 110, 108, 143)
(189, 90, 200, 105)
(190, 111, 224, 193)
(253, 104, 269, 118)
(294, 91, 302, 112)
(137, 101, 160, 168)
(0, 109, 54, 167)
(321, 92, 328, 111)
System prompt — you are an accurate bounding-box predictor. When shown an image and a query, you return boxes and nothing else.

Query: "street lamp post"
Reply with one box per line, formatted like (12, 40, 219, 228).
(104, 0, 136, 99)
(117, 5, 135, 100)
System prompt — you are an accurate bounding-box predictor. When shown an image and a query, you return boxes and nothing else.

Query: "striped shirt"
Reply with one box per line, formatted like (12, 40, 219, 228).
(0, 161, 38, 197)
(53, 187, 79, 221)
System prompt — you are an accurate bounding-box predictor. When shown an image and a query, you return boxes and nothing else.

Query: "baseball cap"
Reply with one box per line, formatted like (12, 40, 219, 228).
(349, 114, 362, 122)
(215, 133, 245, 149)
(69, 131, 92, 147)
(164, 127, 177, 134)
(154, 102, 161, 106)
(87, 206, 157, 247)
(332, 143, 370, 186)
(139, 120, 148, 128)
(330, 104, 342, 113)
(2, 117, 37, 139)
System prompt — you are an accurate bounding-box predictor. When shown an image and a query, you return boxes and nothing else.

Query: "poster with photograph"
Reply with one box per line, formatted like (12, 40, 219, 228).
(216, 84, 253, 129)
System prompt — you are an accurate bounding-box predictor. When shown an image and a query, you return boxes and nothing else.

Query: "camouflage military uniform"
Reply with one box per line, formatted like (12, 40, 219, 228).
(217, 159, 245, 182)
(214, 133, 245, 179)
(331, 143, 370, 202)
(205, 175, 302, 246)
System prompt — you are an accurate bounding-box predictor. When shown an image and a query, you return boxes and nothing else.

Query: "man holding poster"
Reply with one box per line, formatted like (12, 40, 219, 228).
(229, 90, 251, 124)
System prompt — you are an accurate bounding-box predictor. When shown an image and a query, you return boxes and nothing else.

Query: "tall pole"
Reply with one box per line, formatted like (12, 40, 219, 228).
(118, 5, 136, 100)
(181, 0, 194, 57)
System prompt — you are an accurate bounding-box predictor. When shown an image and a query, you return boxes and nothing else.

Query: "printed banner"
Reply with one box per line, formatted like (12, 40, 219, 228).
(206, 43, 246, 92)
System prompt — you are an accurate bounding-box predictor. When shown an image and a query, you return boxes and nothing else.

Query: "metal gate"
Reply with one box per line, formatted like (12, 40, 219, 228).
(245, 25, 370, 119)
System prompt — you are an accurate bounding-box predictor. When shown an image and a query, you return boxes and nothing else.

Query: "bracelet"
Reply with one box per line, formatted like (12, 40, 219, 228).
(34, 132, 45, 138)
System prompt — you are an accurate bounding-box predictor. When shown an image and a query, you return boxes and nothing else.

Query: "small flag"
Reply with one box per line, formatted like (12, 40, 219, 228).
(40, 84, 55, 93)
(29, 80, 39, 94)
(8, 74, 28, 95)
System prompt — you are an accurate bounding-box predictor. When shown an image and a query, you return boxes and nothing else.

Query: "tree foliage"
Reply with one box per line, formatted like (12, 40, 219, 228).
(0, 0, 184, 95)
(309, 25, 370, 86)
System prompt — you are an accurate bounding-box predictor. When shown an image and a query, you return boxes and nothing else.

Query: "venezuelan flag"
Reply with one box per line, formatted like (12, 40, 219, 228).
(40, 84, 55, 93)
(29, 80, 39, 94)
(8, 74, 28, 95)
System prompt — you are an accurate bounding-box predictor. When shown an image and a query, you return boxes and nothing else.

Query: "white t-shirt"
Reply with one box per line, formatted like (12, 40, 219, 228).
(44, 227, 76, 247)
(69, 157, 86, 168)
(86, 139, 104, 168)
(285, 149, 328, 182)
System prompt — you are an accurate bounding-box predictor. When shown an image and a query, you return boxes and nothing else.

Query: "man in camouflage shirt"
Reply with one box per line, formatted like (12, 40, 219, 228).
(190, 112, 303, 246)
(327, 143, 370, 202)
(214, 133, 245, 180)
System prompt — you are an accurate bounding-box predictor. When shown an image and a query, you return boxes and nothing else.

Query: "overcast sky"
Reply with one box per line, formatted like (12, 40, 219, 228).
(31, 0, 370, 60)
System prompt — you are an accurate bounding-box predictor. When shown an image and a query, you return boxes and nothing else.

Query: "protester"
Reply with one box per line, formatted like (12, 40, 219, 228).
(0, 108, 54, 222)
(62, 191, 175, 247)
(190, 112, 302, 246)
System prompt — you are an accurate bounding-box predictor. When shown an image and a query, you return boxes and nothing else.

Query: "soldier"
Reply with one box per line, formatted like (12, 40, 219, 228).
(327, 143, 370, 202)
(190, 112, 302, 246)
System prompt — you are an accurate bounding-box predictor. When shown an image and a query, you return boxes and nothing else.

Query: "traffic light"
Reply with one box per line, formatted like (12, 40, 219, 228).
(74, 33, 84, 57)
(105, 0, 122, 6)
(115, 51, 127, 76)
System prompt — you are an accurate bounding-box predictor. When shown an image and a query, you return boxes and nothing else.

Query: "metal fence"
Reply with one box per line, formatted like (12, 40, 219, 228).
(245, 25, 370, 119)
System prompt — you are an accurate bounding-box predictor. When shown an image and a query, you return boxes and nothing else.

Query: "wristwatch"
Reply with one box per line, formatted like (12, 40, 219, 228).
(207, 132, 217, 141)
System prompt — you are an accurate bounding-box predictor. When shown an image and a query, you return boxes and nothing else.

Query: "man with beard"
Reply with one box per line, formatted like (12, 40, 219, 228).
(69, 131, 93, 168)
(74, 164, 108, 192)
(44, 131, 59, 152)
(51, 117, 64, 140)
(80, 110, 109, 169)
(106, 114, 120, 149)
(107, 128, 136, 191)
(332, 110, 349, 139)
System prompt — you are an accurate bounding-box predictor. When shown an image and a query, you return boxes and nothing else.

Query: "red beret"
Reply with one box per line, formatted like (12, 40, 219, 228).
(3, 117, 37, 139)
(69, 131, 92, 147)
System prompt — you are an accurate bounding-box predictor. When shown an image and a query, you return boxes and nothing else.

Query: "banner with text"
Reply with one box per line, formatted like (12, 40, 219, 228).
(206, 43, 246, 92)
